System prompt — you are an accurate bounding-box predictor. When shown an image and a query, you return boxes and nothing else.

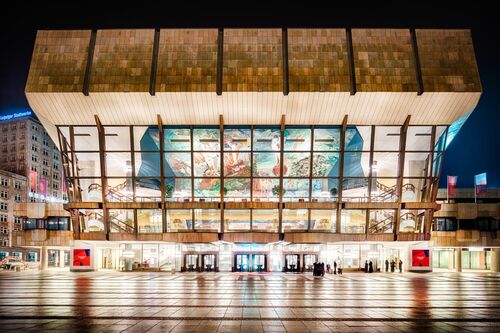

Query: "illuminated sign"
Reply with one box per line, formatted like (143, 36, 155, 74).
(0, 111, 32, 121)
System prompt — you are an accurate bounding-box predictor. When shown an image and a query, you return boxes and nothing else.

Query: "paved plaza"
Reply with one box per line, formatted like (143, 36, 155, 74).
(0, 270, 499, 332)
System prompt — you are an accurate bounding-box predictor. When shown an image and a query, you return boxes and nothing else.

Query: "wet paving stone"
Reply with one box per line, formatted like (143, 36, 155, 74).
(0, 270, 499, 332)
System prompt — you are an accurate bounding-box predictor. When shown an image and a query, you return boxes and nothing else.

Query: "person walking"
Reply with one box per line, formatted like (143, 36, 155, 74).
(364, 260, 369, 273)
(321, 262, 325, 277)
(337, 262, 342, 275)
(399, 259, 403, 273)
(385, 259, 389, 273)
(368, 260, 373, 273)
(313, 262, 317, 276)
(326, 263, 331, 274)
(333, 261, 337, 275)
(390, 260, 395, 273)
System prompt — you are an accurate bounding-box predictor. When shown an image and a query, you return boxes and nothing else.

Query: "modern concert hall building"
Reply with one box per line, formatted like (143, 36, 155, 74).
(23, 28, 482, 272)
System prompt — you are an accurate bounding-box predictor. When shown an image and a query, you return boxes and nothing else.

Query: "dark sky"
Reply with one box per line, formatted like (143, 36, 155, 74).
(0, 2, 497, 188)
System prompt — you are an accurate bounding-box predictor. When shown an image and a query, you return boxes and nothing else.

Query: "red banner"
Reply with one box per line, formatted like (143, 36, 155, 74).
(73, 249, 91, 267)
(29, 170, 37, 192)
(412, 249, 430, 267)
(39, 178, 48, 197)
(447, 176, 457, 197)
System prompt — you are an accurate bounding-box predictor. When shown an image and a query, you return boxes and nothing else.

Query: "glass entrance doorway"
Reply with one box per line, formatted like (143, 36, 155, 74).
(252, 254, 266, 272)
(235, 254, 249, 272)
(285, 254, 300, 272)
(184, 254, 199, 272)
(303, 254, 317, 272)
(201, 254, 217, 272)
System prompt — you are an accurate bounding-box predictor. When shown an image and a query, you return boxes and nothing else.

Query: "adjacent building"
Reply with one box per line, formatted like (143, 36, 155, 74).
(0, 170, 26, 247)
(22, 28, 487, 272)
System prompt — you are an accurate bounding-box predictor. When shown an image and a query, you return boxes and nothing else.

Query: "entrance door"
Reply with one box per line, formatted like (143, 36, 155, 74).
(252, 254, 266, 272)
(202, 254, 216, 272)
(234, 254, 249, 272)
(285, 254, 300, 272)
(185, 254, 199, 272)
(303, 254, 317, 272)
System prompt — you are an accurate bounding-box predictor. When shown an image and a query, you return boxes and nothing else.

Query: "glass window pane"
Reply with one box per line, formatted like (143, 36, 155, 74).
(164, 153, 191, 177)
(134, 126, 160, 151)
(194, 209, 220, 232)
(345, 126, 371, 151)
(310, 210, 336, 232)
(342, 178, 369, 202)
(343, 152, 370, 177)
(194, 178, 220, 199)
(135, 178, 161, 202)
(105, 127, 130, 151)
(369, 210, 394, 233)
(253, 127, 280, 151)
(137, 209, 162, 233)
(341, 210, 366, 233)
(224, 152, 251, 177)
(193, 128, 220, 150)
(224, 128, 251, 151)
(167, 209, 192, 231)
(284, 153, 310, 177)
(371, 178, 398, 202)
(374, 126, 401, 151)
(135, 152, 161, 177)
(252, 178, 280, 201)
(284, 128, 311, 151)
(164, 128, 191, 151)
(404, 152, 430, 177)
(406, 126, 432, 151)
(400, 209, 425, 233)
(109, 209, 134, 233)
(78, 178, 102, 202)
(253, 153, 280, 177)
(402, 178, 428, 203)
(252, 209, 279, 232)
(312, 178, 338, 202)
(165, 178, 192, 202)
(105, 152, 132, 177)
(434, 126, 447, 151)
(283, 179, 309, 201)
(80, 209, 104, 232)
(432, 153, 443, 177)
(194, 152, 220, 177)
(75, 153, 101, 177)
(224, 178, 251, 199)
(74, 127, 99, 151)
(224, 210, 250, 231)
(106, 178, 133, 202)
(313, 127, 341, 151)
(372, 152, 399, 177)
(312, 153, 339, 177)
(282, 209, 308, 231)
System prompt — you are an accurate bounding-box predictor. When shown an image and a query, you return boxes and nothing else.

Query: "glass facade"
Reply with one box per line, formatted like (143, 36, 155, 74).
(58, 124, 447, 234)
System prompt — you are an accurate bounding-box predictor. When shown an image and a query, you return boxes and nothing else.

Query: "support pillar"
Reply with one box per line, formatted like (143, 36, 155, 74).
(40, 246, 48, 271)
(455, 248, 462, 272)
(59, 250, 65, 268)
(491, 248, 500, 273)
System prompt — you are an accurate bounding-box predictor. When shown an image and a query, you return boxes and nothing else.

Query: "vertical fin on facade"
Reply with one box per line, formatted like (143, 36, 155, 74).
(282, 28, 289, 96)
(83, 30, 97, 96)
(150, 29, 161, 96)
(346, 29, 356, 96)
(410, 29, 424, 95)
(216, 28, 224, 96)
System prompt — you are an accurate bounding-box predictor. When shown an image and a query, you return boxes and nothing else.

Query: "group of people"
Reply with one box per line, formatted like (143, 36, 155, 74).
(313, 261, 342, 276)
(385, 259, 403, 273)
(364, 260, 374, 273)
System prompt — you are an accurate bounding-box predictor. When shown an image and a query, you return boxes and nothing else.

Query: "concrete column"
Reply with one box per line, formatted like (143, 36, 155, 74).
(455, 248, 462, 272)
(40, 246, 48, 271)
(59, 250, 65, 268)
(491, 248, 500, 273)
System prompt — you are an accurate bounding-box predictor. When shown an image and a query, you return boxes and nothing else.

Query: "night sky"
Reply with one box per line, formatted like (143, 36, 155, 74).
(0, 2, 497, 188)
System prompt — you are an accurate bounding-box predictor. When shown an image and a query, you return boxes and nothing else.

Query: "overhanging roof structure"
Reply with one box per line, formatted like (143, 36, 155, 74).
(25, 28, 481, 144)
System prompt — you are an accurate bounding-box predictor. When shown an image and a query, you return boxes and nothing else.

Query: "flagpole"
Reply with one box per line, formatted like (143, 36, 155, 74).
(447, 176, 449, 203)
(474, 179, 477, 204)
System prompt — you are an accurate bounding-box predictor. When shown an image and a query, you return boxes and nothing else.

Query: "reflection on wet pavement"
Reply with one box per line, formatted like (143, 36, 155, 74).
(0, 270, 499, 332)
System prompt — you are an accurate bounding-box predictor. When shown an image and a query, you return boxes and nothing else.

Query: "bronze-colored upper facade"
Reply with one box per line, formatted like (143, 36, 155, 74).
(25, 29, 481, 147)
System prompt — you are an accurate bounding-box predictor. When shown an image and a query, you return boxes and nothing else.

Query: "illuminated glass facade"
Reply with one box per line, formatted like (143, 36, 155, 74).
(58, 124, 448, 235)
